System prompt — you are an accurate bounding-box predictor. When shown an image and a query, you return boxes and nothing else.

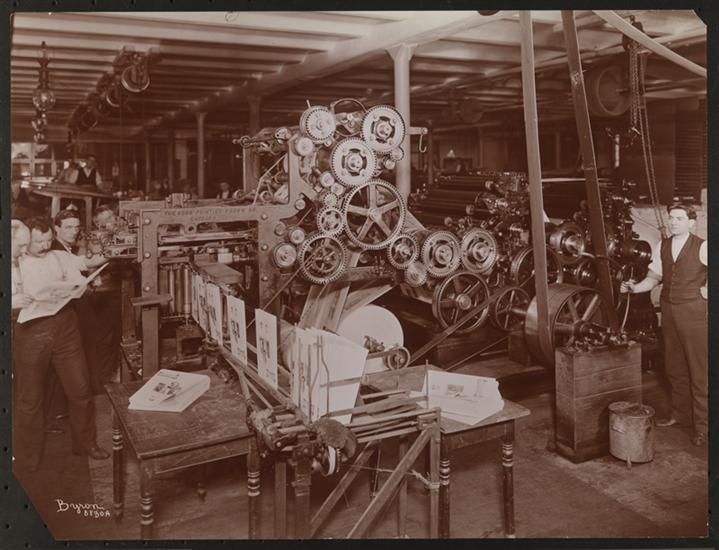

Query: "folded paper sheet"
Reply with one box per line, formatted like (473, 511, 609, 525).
(129, 369, 210, 413)
(205, 283, 223, 345)
(255, 308, 278, 390)
(226, 295, 248, 365)
(289, 327, 368, 425)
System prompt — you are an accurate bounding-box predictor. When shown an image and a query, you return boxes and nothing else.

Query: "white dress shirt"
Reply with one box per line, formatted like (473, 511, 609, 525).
(647, 233, 692, 279)
(19, 251, 88, 297)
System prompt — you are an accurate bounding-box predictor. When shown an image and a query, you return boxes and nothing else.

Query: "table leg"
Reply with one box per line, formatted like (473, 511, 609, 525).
(112, 411, 124, 521)
(139, 463, 155, 539)
(274, 458, 287, 538)
(502, 422, 516, 538)
(439, 436, 450, 538)
(428, 422, 440, 539)
(293, 444, 313, 539)
(247, 436, 261, 539)
(397, 436, 408, 537)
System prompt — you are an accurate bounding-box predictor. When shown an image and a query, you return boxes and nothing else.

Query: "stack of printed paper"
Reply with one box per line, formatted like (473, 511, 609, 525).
(129, 369, 210, 413)
(418, 370, 504, 425)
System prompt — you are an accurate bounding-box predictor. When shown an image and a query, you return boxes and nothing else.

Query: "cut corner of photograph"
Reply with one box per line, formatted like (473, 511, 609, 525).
(2, 4, 715, 548)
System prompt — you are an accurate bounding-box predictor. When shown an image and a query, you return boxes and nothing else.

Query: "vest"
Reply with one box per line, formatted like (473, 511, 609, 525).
(76, 167, 97, 186)
(51, 238, 79, 255)
(660, 233, 705, 304)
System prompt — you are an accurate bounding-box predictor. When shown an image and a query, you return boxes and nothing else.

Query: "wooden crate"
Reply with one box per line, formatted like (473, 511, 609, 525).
(555, 342, 642, 463)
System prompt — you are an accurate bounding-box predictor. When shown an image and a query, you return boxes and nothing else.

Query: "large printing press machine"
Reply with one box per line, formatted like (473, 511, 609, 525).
(86, 99, 656, 534)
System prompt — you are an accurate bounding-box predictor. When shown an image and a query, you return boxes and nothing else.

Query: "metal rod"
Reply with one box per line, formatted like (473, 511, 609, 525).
(520, 11, 552, 361)
(561, 10, 619, 330)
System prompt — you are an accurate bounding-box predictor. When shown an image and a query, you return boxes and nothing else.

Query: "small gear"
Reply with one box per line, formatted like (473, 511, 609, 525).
(330, 138, 378, 186)
(389, 147, 405, 161)
(300, 105, 337, 142)
(319, 171, 336, 188)
(316, 207, 344, 236)
(298, 232, 347, 285)
(360, 105, 406, 153)
(461, 228, 499, 275)
(421, 231, 461, 278)
(287, 226, 307, 246)
(342, 179, 406, 250)
(271, 243, 298, 269)
(293, 136, 315, 157)
(404, 261, 428, 287)
(321, 192, 339, 208)
(386, 233, 419, 270)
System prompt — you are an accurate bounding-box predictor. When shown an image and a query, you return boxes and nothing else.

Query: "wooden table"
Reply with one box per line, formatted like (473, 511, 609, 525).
(105, 370, 259, 539)
(363, 365, 531, 538)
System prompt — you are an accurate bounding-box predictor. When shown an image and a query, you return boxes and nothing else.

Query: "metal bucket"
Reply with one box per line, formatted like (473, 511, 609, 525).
(608, 401, 655, 468)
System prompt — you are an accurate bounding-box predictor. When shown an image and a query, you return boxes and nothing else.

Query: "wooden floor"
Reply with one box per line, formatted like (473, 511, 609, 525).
(7, 366, 709, 543)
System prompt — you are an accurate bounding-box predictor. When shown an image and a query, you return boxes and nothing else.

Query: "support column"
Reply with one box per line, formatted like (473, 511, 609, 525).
(388, 43, 415, 201)
(196, 111, 206, 198)
(143, 137, 151, 195)
(168, 129, 175, 191)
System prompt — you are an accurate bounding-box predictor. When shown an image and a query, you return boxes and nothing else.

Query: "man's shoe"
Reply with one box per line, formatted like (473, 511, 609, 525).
(45, 422, 64, 435)
(692, 432, 707, 446)
(656, 417, 679, 427)
(55, 413, 69, 420)
(74, 445, 110, 460)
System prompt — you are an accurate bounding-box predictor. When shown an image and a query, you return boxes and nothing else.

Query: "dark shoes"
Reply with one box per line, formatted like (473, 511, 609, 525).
(655, 417, 679, 427)
(73, 445, 110, 460)
(45, 422, 64, 435)
(692, 432, 707, 447)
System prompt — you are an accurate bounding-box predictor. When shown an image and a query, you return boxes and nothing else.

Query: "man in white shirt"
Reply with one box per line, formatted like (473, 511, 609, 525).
(621, 203, 707, 446)
(13, 217, 110, 472)
(11, 220, 33, 311)
(66, 154, 103, 188)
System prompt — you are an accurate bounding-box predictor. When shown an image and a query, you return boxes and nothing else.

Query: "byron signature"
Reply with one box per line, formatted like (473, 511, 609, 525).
(55, 499, 110, 518)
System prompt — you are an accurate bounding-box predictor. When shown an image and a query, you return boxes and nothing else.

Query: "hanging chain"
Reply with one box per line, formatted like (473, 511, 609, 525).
(629, 40, 668, 238)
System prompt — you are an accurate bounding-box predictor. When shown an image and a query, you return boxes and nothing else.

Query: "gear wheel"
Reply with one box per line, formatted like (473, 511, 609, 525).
(548, 222, 586, 265)
(316, 206, 344, 236)
(298, 232, 347, 285)
(321, 192, 339, 208)
(404, 261, 428, 287)
(509, 246, 564, 289)
(300, 105, 337, 142)
(490, 286, 529, 331)
(271, 243, 298, 269)
(460, 228, 499, 275)
(421, 231, 461, 278)
(330, 138, 377, 187)
(386, 233, 419, 270)
(342, 179, 406, 250)
(431, 271, 490, 334)
(361, 105, 406, 153)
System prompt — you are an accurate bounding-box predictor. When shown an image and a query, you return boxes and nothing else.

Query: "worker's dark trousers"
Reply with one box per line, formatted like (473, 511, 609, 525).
(13, 307, 96, 470)
(661, 297, 707, 435)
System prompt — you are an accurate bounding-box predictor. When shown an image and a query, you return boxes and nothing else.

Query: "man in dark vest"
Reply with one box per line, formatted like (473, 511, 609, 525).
(74, 154, 103, 188)
(622, 203, 707, 446)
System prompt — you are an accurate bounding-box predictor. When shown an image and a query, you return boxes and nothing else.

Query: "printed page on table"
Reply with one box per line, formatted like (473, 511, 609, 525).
(205, 283, 223, 345)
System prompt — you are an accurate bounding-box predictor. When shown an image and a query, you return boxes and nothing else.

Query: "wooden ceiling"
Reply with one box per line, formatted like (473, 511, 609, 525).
(10, 10, 707, 143)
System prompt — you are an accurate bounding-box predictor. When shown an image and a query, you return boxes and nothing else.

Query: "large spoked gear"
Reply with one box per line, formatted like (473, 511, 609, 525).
(431, 271, 491, 334)
(343, 179, 406, 250)
(298, 232, 347, 285)
(361, 105, 406, 153)
(509, 246, 564, 289)
(461, 228, 499, 275)
(421, 231, 461, 278)
(386, 233, 420, 270)
(404, 261, 428, 288)
(316, 206, 344, 236)
(548, 222, 586, 266)
(330, 138, 377, 187)
(524, 284, 608, 366)
(299, 105, 337, 142)
(490, 286, 530, 331)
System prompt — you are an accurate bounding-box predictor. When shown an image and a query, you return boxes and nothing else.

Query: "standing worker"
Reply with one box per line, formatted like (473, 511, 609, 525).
(621, 203, 707, 446)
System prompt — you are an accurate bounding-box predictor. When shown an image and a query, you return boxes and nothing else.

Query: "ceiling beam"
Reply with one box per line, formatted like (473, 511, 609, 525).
(144, 11, 509, 133)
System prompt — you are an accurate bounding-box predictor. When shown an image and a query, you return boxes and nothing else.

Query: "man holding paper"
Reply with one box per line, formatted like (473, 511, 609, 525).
(13, 217, 110, 472)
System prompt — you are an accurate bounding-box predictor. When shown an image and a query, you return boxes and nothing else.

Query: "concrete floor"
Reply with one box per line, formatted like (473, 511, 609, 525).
(9, 367, 709, 543)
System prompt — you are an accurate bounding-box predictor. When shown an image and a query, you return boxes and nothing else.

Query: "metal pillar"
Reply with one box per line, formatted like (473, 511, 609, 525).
(519, 11, 551, 353)
(562, 11, 619, 328)
(168, 129, 175, 191)
(196, 111, 206, 198)
(388, 44, 415, 201)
